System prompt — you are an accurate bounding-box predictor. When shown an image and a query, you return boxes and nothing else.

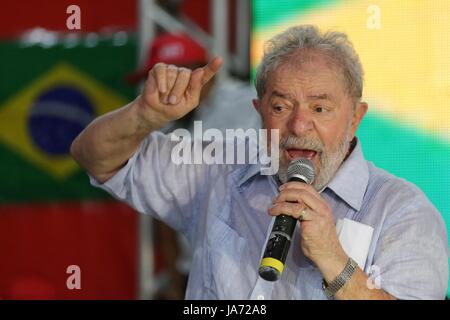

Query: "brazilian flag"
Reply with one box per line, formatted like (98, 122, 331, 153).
(0, 33, 139, 299)
(0, 35, 137, 202)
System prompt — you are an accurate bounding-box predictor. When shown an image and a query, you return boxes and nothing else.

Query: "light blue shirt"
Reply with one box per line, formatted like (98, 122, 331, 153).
(90, 132, 449, 299)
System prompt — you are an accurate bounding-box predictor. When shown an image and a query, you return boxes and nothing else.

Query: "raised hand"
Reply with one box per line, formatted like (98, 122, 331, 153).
(137, 56, 223, 126)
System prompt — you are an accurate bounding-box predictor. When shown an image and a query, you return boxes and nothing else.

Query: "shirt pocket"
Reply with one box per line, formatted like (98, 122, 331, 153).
(204, 218, 249, 299)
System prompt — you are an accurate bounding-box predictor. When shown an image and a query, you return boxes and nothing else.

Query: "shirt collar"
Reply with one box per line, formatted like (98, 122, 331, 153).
(237, 162, 263, 189)
(237, 138, 369, 211)
(326, 138, 369, 211)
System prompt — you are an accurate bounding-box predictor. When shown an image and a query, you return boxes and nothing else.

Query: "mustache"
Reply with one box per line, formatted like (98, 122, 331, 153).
(280, 135, 324, 153)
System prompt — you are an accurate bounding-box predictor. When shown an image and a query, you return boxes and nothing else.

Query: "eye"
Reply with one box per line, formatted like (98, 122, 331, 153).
(314, 105, 326, 113)
(273, 105, 285, 113)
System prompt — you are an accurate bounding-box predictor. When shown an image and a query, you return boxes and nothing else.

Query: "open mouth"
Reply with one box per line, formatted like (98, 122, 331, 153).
(285, 148, 318, 161)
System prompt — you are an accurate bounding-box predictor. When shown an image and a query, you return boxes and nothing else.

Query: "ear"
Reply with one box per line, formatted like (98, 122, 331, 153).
(252, 98, 261, 113)
(350, 102, 368, 139)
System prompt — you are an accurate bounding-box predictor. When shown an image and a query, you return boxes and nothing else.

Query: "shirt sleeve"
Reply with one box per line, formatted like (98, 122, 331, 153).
(372, 183, 449, 300)
(89, 131, 212, 235)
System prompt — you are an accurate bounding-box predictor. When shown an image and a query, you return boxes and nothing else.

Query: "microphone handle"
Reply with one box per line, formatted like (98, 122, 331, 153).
(258, 214, 297, 281)
(259, 176, 307, 281)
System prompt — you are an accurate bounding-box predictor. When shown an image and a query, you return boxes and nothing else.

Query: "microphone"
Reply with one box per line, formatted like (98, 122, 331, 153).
(258, 157, 315, 281)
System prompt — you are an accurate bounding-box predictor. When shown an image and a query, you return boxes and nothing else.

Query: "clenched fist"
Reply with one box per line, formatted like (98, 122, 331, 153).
(135, 56, 223, 128)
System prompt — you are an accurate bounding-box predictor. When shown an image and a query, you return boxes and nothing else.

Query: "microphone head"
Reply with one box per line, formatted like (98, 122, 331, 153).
(287, 158, 315, 184)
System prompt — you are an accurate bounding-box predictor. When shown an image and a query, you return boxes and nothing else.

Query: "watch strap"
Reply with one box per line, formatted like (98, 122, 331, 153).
(322, 257, 358, 298)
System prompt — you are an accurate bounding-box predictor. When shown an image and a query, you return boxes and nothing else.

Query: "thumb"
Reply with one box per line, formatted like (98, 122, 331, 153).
(200, 56, 223, 85)
(188, 68, 205, 96)
(187, 56, 223, 96)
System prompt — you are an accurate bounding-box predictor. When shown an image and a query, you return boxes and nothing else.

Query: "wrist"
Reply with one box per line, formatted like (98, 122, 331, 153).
(133, 95, 169, 133)
(316, 247, 348, 284)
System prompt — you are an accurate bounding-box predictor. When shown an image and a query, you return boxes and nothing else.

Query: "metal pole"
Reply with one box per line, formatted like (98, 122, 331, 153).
(235, 0, 250, 77)
(211, 0, 229, 81)
(146, 5, 213, 52)
(138, 0, 155, 300)
(138, 0, 155, 66)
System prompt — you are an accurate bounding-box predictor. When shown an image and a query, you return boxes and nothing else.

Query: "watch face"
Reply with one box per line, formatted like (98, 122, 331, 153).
(322, 279, 333, 298)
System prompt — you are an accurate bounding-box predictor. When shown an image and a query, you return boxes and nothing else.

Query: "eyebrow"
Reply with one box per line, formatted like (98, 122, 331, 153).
(307, 93, 331, 100)
(271, 91, 295, 102)
(271, 91, 334, 103)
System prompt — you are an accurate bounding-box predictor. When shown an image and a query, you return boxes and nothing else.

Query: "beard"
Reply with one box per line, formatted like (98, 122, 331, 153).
(277, 129, 352, 191)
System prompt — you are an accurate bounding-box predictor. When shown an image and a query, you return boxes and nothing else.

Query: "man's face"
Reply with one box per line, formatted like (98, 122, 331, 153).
(254, 53, 367, 190)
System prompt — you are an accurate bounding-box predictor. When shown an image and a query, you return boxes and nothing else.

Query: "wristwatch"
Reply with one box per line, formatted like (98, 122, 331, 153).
(322, 257, 358, 299)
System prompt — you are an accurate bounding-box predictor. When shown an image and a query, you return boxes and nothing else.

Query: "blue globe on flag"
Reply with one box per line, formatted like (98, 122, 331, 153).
(28, 86, 95, 156)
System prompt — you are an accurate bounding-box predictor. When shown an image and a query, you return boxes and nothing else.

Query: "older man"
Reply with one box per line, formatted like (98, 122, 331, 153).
(71, 25, 448, 299)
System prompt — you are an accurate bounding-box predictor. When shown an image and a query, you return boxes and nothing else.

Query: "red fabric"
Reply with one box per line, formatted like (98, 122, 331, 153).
(144, 33, 208, 69)
(0, 201, 137, 299)
(0, 0, 213, 40)
(0, 0, 137, 39)
(126, 32, 208, 84)
(181, 0, 211, 33)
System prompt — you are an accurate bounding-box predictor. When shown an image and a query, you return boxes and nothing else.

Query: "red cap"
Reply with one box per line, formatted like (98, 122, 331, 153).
(127, 32, 208, 84)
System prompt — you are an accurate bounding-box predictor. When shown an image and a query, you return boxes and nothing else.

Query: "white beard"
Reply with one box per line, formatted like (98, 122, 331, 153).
(277, 128, 352, 191)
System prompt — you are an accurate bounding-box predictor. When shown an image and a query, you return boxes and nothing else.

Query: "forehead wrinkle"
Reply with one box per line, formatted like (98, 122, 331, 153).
(268, 67, 339, 105)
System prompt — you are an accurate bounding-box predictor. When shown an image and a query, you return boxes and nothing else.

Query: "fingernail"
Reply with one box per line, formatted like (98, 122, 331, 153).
(279, 185, 286, 190)
(159, 84, 166, 93)
(163, 96, 169, 104)
(169, 95, 177, 104)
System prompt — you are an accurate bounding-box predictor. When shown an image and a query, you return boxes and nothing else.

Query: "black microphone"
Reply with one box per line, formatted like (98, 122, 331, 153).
(258, 157, 315, 281)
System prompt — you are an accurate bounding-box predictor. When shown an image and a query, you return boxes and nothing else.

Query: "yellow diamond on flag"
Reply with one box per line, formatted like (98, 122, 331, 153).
(0, 62, 128, 179)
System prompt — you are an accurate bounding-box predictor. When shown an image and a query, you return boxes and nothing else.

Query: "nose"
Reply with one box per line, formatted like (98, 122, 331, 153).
(288, 106, 314, 136)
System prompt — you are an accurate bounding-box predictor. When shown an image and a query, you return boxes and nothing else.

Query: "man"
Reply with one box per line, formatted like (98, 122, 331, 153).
(71, 25, 448, 299)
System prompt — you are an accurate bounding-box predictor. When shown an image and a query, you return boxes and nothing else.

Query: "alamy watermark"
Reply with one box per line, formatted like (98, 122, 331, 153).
(366, 265, 382, 290)
(367, 4, 381, 30)
(170, 121, 279, 175)
(66, 264, 81, 290)
(66, 5, 81, 30)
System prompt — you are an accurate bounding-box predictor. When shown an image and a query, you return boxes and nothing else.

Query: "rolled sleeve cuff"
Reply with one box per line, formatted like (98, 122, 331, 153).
(88, 149, 140, 201)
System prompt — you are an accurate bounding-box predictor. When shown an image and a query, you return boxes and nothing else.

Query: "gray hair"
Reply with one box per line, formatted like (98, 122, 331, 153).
(255, 25, 364, 102)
